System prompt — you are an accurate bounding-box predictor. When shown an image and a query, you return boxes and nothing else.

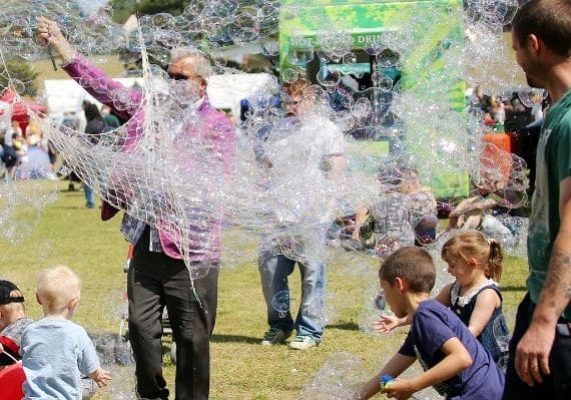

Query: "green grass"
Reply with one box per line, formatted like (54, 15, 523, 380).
(0, 180, 529, 399)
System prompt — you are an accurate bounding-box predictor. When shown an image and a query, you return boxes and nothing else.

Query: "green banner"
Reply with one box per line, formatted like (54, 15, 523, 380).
(279, 0, 469, 198)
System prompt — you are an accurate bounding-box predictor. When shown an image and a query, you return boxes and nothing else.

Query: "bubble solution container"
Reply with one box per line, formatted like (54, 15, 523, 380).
(379, 373, 395, 389)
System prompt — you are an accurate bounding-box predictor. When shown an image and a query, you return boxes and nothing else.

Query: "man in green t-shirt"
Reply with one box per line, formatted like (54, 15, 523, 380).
(504, 1, 571, 399)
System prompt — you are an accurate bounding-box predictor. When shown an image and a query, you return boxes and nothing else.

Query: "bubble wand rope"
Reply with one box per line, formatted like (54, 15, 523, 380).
(47, 44, 58, 71)
(45, 21, 57, 71)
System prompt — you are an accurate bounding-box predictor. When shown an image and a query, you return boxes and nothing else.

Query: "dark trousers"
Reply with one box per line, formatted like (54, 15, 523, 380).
(128, 230, 219, 400)
(503, 293, 571, 399)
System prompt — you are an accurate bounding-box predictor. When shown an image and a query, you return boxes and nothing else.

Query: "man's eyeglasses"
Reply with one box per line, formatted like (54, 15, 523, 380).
(168, 72, 190, 81)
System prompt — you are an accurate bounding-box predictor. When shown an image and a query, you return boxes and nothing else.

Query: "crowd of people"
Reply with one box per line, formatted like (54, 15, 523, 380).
(469, 83, 546, 131)
(0, 120, 58, 181)
(1, 0, 570, 399)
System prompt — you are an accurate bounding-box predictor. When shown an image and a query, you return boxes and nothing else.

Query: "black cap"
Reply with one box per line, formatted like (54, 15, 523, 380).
(0, 280, 24, 305)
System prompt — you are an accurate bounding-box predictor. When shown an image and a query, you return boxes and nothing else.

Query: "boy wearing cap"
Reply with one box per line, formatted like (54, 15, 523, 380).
(0, 280, 32, 369)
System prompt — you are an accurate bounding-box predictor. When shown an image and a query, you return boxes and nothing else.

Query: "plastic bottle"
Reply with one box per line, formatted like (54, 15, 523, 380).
(379, 374, 394, 389)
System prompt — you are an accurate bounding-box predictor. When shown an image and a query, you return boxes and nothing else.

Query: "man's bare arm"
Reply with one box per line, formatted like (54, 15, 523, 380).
(515, 176, 571, 385)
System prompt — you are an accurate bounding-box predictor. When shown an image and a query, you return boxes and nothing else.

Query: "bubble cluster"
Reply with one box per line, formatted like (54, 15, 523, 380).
(299, 352, 367, 400)
(358, 278, 385, 335)
(0, 1, 530, 268)
(477, 144, 529, 208)
(425, 236, 462, 294)
(493, 313, 510, 372)
(493, 215, 528, 259)
(0, 180, 57, 244)
(0, 2, 532, 395)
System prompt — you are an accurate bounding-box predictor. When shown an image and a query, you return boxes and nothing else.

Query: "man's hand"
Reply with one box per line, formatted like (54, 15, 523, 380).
(35, 16, 75, 61)
(36, 16, 63, 46)
(515, 320, 554, 385)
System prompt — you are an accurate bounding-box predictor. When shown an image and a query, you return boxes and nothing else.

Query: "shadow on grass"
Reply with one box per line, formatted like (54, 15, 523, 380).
(326, 322, 360, 331)
(212, 334, 261, 344)
(500, 285, 527, 292)
(51, 205, 88, 209)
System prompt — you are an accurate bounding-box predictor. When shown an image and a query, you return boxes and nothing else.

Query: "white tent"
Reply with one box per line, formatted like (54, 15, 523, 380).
(207, 73, 278, 117)
(0, 100, 12, 145)
(0, 100, 11, 130)
(43, 78, 144, 116)
(44, 72, 276, 121)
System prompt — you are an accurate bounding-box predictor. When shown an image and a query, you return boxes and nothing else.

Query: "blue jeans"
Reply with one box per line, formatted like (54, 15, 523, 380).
(259, 252, 325, 341)
(84, 184, 95, 208)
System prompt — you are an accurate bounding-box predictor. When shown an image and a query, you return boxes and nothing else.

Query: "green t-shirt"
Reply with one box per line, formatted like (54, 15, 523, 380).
(527, 90, 571, 320)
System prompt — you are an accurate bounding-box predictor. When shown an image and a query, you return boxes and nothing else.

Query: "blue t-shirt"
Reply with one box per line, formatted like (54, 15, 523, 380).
(399, 300, 504, 400)
(20, 318, 100, 400)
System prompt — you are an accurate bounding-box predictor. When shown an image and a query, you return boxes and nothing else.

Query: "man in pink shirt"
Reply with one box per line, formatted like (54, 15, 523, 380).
(37, 17, 235, 400)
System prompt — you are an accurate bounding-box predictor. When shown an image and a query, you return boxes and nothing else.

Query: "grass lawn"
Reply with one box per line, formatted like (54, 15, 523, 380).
(0, 180, 529, 399)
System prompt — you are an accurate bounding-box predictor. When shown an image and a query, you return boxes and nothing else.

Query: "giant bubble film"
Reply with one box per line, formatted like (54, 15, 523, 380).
(0, 0, 537, 398)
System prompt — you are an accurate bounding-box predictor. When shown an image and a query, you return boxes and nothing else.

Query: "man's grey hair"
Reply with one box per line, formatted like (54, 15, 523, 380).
(170, 47, 212, 79)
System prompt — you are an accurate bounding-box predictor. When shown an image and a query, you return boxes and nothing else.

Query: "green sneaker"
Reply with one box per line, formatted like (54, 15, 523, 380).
(288, 335, 319, 350)
(261, 328, 291, 345)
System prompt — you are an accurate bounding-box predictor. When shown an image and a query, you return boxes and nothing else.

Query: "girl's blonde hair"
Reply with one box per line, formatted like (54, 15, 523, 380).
(36, 265, 81, 313)
(441, 231, 503, 282)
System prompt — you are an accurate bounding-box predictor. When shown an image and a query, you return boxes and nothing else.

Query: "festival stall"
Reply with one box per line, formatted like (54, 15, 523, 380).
(0, 87, 47, 138)
(279, 0, 469, 198)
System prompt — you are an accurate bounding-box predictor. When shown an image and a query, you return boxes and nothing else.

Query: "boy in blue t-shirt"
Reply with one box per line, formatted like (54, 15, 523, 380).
(356, 247, 505, 400)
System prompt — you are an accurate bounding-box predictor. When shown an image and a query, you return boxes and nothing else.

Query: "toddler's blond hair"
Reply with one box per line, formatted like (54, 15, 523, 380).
(36, 265, 81, 313)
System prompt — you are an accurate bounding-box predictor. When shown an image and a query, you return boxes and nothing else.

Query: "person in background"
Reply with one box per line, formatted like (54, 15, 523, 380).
(257, 79, 345, 350)
(100, 105, 121, 129)
(352, 167, 438, 254)
(10, 121, 22, 139)
(81, 101, 108, 208)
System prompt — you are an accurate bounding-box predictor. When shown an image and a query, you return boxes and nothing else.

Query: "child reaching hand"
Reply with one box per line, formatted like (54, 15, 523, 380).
(356, 247, 504, 400)
(20, 265, 111, 399)
(375, 231, 509, 364)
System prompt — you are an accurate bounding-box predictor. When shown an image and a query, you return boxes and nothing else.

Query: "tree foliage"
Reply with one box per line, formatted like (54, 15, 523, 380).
(110, 0, 187, 23)
(0, 59, 40, 97)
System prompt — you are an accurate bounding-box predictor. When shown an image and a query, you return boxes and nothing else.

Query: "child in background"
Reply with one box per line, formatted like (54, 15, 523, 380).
(351, 167, 438, 255)
(20, 265, 110, 399)
(0, 280, 33, 369)
(376, 231, 509, 365)
(356, 247, 505, 400)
